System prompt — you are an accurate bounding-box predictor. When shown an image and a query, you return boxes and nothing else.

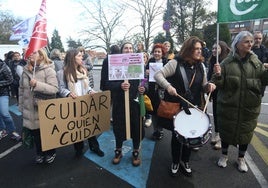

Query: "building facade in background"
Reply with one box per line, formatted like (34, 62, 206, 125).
(228, 18, 268, 39)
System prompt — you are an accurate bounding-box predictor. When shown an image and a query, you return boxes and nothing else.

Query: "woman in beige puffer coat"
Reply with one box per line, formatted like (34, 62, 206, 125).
(19, 48, 58, 164)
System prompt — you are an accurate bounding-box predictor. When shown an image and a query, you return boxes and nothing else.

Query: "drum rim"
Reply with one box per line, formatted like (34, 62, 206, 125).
(173, 108, 211, 138)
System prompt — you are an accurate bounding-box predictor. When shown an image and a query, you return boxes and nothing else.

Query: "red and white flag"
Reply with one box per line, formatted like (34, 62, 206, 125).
(24, 0, 47, 59)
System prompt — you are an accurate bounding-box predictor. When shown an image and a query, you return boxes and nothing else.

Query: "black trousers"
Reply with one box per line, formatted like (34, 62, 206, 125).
(31, 129, 55, 156)
(221, 141, 248, 158)
(212, 91, 218, 132)
(74, 136, 100, 152)
(171, 131, 191, 164)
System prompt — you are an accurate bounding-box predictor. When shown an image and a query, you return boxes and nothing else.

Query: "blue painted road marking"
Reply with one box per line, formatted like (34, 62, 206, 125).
(84, 129, 155, 188)
(9, 104, 22, 116)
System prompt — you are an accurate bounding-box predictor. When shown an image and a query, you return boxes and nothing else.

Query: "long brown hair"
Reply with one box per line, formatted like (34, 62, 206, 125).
(63, 49, 86, 83)
(218, 41, 231, 62)
(179, 36, 204, 63)
(120, 42, 133, 53)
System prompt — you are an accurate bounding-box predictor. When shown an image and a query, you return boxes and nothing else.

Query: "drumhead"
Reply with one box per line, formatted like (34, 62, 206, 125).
(173, 108, 210, 138)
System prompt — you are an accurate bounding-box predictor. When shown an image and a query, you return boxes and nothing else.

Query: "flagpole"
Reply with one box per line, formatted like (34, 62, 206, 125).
(31, 59, 37, 91)
(216, 23, 219, 63)
(24, 0, 47, 60)
(124, 80, 131, 140)
(33, 59, 36, 79)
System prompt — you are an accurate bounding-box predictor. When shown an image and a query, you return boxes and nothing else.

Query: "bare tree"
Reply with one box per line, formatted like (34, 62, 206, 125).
(124, 0, 165, 51)
(0, 11, 21, 44)
(78, 0, 125, 53)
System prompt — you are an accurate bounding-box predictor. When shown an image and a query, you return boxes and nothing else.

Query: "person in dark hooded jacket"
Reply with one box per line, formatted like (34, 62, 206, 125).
(146, 43, 168, 140)
(103, 42, 145, 167)
(252, 31, 268, 96)
(207, 41, 231, 150)
(0, 59, 21, 141)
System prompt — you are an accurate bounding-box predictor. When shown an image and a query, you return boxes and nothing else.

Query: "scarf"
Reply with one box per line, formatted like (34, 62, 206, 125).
(67, 69, 89, 96)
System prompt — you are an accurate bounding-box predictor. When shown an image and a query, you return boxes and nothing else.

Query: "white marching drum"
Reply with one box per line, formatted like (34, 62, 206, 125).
(173, 108, 211, 148)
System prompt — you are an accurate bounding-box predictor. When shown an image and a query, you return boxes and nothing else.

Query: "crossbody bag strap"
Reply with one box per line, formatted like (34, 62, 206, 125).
(179, 63, 196, 91)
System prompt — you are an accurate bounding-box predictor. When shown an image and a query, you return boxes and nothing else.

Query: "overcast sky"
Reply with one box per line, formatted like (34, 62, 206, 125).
(0, 0, 81, 45)
(0, 0, 218, 49)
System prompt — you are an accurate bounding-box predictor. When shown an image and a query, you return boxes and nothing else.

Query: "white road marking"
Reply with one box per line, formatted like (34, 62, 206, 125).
(208, 112, 268, 188)
(245, 152, 268, 188)
(0, 142, 22, 159)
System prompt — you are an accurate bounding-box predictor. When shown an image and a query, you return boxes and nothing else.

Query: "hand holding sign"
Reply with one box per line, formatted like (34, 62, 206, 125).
(121, 80, 130, 91)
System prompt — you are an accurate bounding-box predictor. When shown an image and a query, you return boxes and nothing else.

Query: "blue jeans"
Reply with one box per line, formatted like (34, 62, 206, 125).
(0, 96, 16, 133)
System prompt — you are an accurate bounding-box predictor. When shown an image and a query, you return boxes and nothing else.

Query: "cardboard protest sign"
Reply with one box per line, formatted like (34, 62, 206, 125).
(108, 53, 144, 80)
(38, 91, 111, 151)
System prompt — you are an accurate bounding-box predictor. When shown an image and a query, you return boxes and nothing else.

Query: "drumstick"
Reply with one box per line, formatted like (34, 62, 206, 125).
(176, 93, 203, 113)
(203, 92, 212, 113)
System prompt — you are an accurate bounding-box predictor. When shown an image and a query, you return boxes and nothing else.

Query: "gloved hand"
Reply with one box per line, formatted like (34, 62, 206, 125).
(181, 100, 191, 115)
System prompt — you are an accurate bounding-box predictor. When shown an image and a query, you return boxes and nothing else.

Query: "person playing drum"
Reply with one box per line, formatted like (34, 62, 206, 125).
(154, 36, 216, 177)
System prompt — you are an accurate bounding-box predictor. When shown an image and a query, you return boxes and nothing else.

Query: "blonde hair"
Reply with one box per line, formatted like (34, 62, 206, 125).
(37, 48, 52, 65)
(163, 41, 171, 46)
(143, 52, 149, 64)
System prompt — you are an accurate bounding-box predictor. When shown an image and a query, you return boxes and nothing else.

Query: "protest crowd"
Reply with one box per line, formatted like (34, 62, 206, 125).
(1, 1, 268, 186)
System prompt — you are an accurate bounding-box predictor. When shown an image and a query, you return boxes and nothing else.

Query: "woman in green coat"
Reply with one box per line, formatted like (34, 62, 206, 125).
(213, 31, 268, 173)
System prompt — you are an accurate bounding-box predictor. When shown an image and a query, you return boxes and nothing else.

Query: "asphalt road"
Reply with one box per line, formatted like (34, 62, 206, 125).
(0, 68, 267, 188)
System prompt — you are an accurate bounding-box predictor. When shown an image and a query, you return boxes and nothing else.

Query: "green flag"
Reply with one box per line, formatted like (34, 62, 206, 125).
(218, 0, 268, 23)
(139, 94, 146, 117)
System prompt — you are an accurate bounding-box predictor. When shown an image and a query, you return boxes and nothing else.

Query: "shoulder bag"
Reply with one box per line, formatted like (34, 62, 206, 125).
(157, 63, 195, 119)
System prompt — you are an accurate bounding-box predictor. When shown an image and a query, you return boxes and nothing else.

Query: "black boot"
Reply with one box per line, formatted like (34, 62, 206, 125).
(90, 147, 104, 157)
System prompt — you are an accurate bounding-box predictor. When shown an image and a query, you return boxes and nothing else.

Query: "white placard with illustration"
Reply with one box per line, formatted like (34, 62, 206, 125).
(108, 53, 144, 80)
(149, 63, 163, 82)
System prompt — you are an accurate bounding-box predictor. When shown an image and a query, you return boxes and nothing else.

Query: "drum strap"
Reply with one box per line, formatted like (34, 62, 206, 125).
(179, 64, 196, 92)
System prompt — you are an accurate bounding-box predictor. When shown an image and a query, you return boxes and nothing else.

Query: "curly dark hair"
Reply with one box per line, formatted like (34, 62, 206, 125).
(179, 36, 204, 63)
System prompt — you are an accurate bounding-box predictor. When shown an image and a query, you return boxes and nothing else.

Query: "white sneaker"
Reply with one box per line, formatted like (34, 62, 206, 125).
(171, 163, 179, 174)
(145, 119, 152, 127)
(0, 130, 8, 140)
(192, 147, 200, 151)
(11, 132, 22, 141)
(237, 158, 248, 172)
(217, 155, 228, 168)
(211, 133, 220, 144)
(214, 140, 222, 150)
(179, 162, 192, 177)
